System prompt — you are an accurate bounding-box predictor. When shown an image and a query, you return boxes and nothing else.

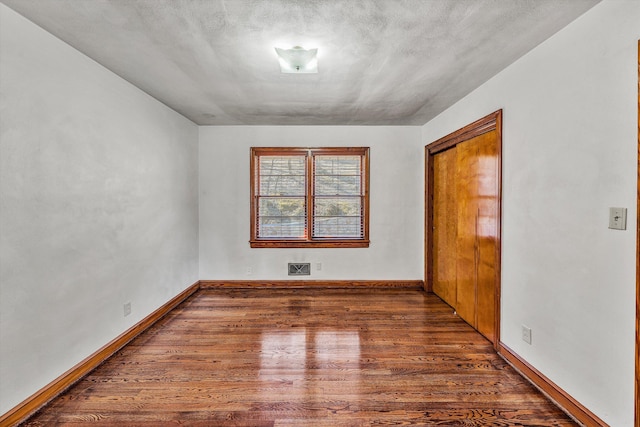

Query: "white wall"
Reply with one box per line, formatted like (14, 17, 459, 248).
(421, 2, 639, 425)
(0, 5, 199, 414)
(199, 126, 423, 280)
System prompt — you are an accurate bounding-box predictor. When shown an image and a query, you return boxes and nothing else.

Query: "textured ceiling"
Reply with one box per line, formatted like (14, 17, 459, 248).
(2, 0, 600, 125)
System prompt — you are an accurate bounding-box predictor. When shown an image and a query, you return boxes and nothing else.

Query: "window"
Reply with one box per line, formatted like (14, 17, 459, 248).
(250, 147, 370, 248)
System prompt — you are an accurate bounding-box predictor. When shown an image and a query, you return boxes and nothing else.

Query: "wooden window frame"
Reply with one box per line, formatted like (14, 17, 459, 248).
(250, 147, 370, 248)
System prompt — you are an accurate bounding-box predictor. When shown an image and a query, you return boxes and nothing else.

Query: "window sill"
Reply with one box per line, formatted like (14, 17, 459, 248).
(250, 240, 370, 248)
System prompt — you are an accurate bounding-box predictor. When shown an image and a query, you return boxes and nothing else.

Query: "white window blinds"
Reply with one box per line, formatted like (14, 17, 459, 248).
(250, 147, 369, 248)
(312, 155, 363, 238)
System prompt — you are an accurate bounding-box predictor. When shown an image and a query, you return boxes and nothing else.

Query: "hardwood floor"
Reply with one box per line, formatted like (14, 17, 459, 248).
(23, 288, 576, 426)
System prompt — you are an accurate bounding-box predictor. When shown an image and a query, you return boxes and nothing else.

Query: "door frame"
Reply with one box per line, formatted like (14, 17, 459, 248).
(634, 39, 639, 427)
(425, 109, 503, 349)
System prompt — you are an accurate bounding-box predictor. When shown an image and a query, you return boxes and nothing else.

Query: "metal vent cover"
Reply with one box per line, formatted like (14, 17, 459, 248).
(288, 263, 310, 276)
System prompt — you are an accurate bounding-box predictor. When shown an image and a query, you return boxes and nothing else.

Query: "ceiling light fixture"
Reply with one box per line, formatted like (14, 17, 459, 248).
(274, 46, 318, 73)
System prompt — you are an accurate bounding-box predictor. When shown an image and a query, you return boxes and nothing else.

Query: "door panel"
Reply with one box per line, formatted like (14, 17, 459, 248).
(475, 130, 499, 342)
(432, 148, 457, 307)
(455, 137, 477, 327)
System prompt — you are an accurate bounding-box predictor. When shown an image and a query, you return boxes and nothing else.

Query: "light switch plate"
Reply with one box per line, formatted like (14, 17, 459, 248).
(608, 207, 627, 230)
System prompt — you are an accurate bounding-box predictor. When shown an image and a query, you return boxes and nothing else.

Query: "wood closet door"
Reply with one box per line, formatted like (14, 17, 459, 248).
(430, 129, 499, 344)
(455, 130, 499, 342)
(432, 147, 457, 307)
(427, 110, 501, 346)
(455, 137, 477, 328)
(474, 130, 499, 342)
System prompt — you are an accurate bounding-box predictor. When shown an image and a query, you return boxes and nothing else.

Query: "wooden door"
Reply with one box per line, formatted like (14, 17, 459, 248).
(456, 130, 499, 342)
(474, 130, 499, 342)
(454, 136, 477, 327)
(432, 148, 457, 307)
(426, 111, 502, 346)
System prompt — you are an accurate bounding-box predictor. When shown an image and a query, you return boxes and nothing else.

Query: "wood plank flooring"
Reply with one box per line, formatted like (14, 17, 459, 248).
(23, 288, 576, 426)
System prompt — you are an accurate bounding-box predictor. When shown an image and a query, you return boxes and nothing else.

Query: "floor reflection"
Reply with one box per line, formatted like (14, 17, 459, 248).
(314, 331, 361, 364)
(259, 329, 361, 403)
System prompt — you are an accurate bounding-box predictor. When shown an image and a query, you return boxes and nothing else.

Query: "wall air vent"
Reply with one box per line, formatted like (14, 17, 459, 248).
(288, 263, 311, 276)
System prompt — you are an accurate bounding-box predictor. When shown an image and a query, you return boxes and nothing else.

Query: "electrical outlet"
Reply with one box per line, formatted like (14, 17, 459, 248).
(316, 262, 322, 271)
(124, 302, 131, 317)
(522, 325, 532, 345)
(246, 266, 253, 275)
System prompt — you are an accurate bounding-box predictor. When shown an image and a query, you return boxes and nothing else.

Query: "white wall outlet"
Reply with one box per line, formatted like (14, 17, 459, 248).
(608, 207, 627, 230)
(522, 325, 532, 345)
(246, 266, 253, 275)
(316, 262, 322, 271)
(124, 302, 131, 317)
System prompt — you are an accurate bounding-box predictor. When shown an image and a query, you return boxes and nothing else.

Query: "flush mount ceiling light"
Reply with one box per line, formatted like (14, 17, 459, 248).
(274, 46, 318, 73)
